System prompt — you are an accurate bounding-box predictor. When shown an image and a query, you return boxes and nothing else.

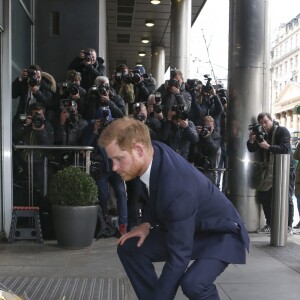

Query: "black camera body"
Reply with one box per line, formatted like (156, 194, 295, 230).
(98, 83, 110, 95)
(248, 123, 265, 143)
(167, 79, 180, 89)
(27, 69, 38, 87)
(32, 112, 45, 128)
(90, 84, 109, 98)
(149, 104, 162, 118)
(133, 102, 142, 113)
(171, 104, 188, 121)
(186, 79, 201, 92)
(134, 113, 146, 122)
(200, 155, 211, 170)
(19, 114, 28, 126)
(115, 71, 132, 84)
(153, 104, 162, 114)
(203, 74, 213, 93)
(83, 50, 92, 62)
(199, 125, 211, 137)
(170, 68, 177, 79)
(96, 106, 111, 129)
(60, 99, 77, 119)
(133, 103, 146, 122)
(154, 92, 161, 103)
(62, 82, 79, 97)
(132, 70, 142, 84)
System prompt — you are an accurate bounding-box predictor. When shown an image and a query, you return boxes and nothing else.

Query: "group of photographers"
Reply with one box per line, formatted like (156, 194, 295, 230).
(12, 51, 229, 236)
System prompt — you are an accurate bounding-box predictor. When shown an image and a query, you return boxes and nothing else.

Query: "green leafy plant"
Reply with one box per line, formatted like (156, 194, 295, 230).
(49, 166, 98, 206)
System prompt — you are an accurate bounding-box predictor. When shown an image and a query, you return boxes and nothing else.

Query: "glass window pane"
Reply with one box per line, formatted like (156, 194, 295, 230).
(11, 0, 32, 117)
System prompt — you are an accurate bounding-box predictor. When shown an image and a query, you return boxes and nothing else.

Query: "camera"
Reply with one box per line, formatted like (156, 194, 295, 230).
(19, 114, 28, 126)
(203, 74, 213, 93)
(98, 82, 110, 95)
(149, 104, 162, 118)
(155, 92, 161, 103)
(199, 125, 211, 137)
(82, 50, 92, 62)
(199, 155, 211, 170)
(90, 84, 109, 99)
(167, 79, 180, 89)
(27, 69, 38, 87)
(132, 70, 142, 84)
(60, 99, 77, 118)
(170, 68, 177, 79)
(171, 104, 188, 121)
(133, 103, 146, 122)
(96, 106, 111, 128)
(115, 71, 132, 84)
(153, 104, 162, 114)
(133, 102, 142, 113)
(248, 123, 265, 143)
(186, 79, 201, 92)
(32, 112, 45, 128)
(61, 82, 79, 96)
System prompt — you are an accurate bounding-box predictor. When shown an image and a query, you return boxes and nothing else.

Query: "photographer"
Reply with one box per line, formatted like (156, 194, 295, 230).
(189, 116, 221, 184)
(83, 107, 128, 236)
(156, 69, 192, 118)
(111, 64, 135, 113)
(12, 64, 56, 123)
(53, 99, 88, 146)
(68, 48, 105, 91)
(132, 102, 162, 141)
(84, 76, 126, 121)
(12, 102, 54, 204)
(247, 112, 295, 235)
(55, 70, 86, 117)
(190, 76, 223, 133)
(131, 66, 156, 103)
(160, 105, 199, 160)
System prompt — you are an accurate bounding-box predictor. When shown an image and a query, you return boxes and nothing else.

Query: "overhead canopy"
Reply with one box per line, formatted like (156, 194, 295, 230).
(106, 0, 207, 74)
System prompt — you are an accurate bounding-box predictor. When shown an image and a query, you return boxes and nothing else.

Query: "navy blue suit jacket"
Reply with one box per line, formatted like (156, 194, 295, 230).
(142, 141, 250, 297)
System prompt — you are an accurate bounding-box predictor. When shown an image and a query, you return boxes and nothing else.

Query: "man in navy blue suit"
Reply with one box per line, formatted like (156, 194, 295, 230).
(99, 117, 249, 300)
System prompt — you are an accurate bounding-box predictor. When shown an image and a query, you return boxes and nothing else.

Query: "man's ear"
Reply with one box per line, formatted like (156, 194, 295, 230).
(134, 143, 144, 157)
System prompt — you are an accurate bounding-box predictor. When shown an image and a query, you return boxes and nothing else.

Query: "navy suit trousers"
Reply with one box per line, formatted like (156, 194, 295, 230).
(118, 229, 228, 300)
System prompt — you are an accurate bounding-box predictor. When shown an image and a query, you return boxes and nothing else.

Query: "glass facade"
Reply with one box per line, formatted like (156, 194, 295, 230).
(11, 0, 33, 117)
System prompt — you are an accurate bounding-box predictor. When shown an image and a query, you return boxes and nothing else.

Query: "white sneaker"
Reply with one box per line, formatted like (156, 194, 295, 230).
(257, 224, 271, 234)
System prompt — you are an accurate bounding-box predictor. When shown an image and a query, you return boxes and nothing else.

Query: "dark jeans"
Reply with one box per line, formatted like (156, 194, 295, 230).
(258, 170, 295, 227)
(96, 171, 128, 225)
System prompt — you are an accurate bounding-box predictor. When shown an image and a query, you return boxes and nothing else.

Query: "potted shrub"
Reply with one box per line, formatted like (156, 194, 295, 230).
(49, 166, 98, 248)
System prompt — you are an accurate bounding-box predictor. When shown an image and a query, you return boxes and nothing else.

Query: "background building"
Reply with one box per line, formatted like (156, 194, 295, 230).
(271, 13, 300, 131)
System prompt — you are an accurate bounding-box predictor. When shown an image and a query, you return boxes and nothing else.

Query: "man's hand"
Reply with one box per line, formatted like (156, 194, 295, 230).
(258, 140, 270, 150)
(93, 119, 101, 135)
(248, 132, 256, 143)
(100, 92, 110, 104)
(29, 85, 40, 93)
(118, 222, 151, 247)
(60, 111, 69, 125)
(177, 118, 188, 128)
(169, 86, 180, 95)
(20, 69, 28, 81)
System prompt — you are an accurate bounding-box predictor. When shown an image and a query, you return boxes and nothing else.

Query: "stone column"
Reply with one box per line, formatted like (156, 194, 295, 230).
(151, 46, 165, 89)
(280, 112, 287, 127)
(170, 0, 191, 78)
(286, 110, 292, 130)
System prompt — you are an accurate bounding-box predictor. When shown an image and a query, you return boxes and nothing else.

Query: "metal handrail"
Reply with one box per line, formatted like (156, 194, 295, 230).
(14, 145, 94, 206)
